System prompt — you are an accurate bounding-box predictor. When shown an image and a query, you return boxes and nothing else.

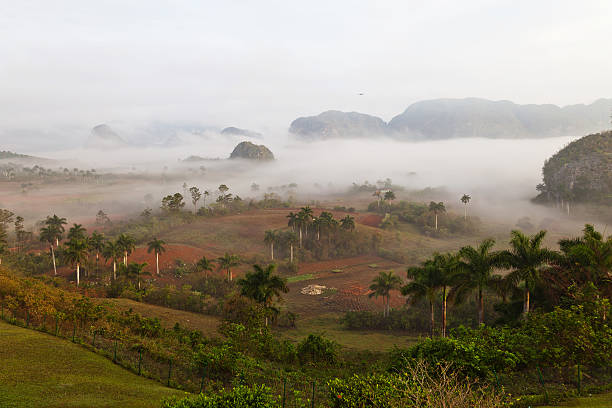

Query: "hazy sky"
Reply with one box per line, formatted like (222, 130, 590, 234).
(1, 0, 611, 132)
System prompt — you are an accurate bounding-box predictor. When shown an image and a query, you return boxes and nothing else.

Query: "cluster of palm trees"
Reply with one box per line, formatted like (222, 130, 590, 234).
(237, 263, 289, 326)
(284, 207, 355, 249)
(369, 226, 610, 337)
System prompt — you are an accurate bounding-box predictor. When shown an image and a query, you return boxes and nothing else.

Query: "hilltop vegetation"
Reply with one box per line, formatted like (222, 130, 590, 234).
(536, 131, 612, 205)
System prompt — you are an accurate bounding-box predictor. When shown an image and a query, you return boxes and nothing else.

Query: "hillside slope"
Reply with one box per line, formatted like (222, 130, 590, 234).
(538, 131, 612, 204)
(0, 321, 183, 408)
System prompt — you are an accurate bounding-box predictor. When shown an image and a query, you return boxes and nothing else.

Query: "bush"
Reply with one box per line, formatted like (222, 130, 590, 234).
(162, 384, 277, 408)
(297, 334, 338, 365)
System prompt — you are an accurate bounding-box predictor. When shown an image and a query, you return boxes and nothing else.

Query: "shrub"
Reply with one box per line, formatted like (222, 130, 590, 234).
(297, 334, 338, 365)
(161, 384, 277, 408)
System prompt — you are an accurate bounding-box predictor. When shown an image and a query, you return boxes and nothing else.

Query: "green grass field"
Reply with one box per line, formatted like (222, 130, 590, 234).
(542, 392, 612, 407)
(0, 321, 185, 408)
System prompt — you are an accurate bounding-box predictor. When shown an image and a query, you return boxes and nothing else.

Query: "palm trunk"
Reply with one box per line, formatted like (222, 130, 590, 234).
(96, 252, 99, 275)
(51, 245, 57, 276)
(156, 252, 159, 275)
(464, 205, 467, 221)
(435, 213, 438, 230)
(299, 228, 303, 247)
(524, 289, 530, 317)
(55, 237, 59, 247)
(386, 294, 390, 318)
(478, 288, 484, 325)
(442, 286, 447, 337)
(430, 300, 435, 337)
(113, 261, 116, 280)
(290, 244, 294, 263)
(270, 243, 274, 261)
(228, 269, 232, 281)
(76, 263, 80, 287)
(124, 251, 127, 266)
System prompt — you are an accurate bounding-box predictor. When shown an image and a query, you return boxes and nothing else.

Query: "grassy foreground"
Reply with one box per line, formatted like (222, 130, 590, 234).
(542, 391, 612, 407)
(0, 321, 184, 408)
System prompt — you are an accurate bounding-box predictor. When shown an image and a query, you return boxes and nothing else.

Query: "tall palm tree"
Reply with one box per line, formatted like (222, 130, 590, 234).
(147, 238, 166, 275)
(63, 238, 88, 286)
(369, 271, 403, 317)
(372, 190, 382, 209)
(502, 230, 558, 317)
(117, 233, 136, 266)
(430, 252, 460, 337)
(39, 225, 58, 275)
(196, 255, 215, 278)
(46, 215, 67, 246)
(460, 194, 471, 220)
(283, 231, 298, 263)
(0, 224, 7, 265)
(402, 261, 443, 337)
(102, 240, 122, 280)
(298, 206, 314, 238)
(237, 263, 289, 326)
(217, 253, 241, 281)
(428, 202, 446, 230)
(88, 231, 105, 276)
(453, 238, 503, 325)
(263, 230, 277, 260)
(340, 215, 355, 231)
(67, 223, 87, 241)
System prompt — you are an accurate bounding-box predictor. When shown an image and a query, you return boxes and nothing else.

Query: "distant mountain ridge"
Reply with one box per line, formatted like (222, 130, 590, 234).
(87, 124, 128, 148)
(290, 98, 612, 140)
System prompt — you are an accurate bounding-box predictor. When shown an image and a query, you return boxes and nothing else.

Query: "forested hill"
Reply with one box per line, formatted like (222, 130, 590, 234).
(0, 150, 31, 159)
(538, 130, 612, 204)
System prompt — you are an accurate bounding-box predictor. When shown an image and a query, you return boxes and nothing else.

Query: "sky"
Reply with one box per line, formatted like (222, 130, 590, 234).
(1, 0, 611, 139)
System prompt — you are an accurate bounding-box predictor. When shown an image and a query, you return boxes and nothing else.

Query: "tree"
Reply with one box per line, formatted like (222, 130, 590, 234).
(502, 230, 558, 317)
(460, 194, 471, 220)
(95, 210, 111, 226)
(14, 216, 25, 252)
(0, 224, 7, 265)
(39, 225, 58, 275)
(369, 271, 402, 317)
(263, 230, 277, 260)
(102, 240, 122, 280)
(430, 252, 460, 337)
(147, 238, 166, 276)
(383, 190, 396, 204)
(121, 262, 148, 290)
(286, 212, 297, 232)
(428, 201, 446, 230)
(402, 261, 443, 337)
(283, 231, 298, 263)
(372, 190, 382, 209)
(196, 256, 215, 278)
(202, 190, 210, 209)
(88, 231, 105, 276)
(217, 253, 241, 281)
(45, 214, 66, 246)
(117, 233, 136, 266)
(161, 193, 185, 213)
(453, 238, 503, 325)
(340, 215, 355, 231)
(237, 263, 289, 326)
(189, 186, 202, 214)
(63, 238, 88, 286)
(67, 223, 87, 241)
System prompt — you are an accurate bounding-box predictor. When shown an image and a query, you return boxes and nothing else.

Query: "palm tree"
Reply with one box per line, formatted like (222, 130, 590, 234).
(286, 212, 297, 232)
(147, 238, 166, 276)
(63, 238, 88, 286)
(340, 215, 356, 231)
(102, 240, 122, 280)
(369, 271, 403, 317)
(202, 190, 210, 209)
(428, 201, 446, 230)
(299, 206, 314, 238)
(283, 231, 298, 263)
(88, 231, 105, 276)
(383, 190, 395, 204)
(67, 223, 87, 241)
(460, 194, 471, 220)
(372, 190, 382, 209)
(237, 263, 289, 326)
(217, 253, 241, 281)
(402, 261, 443, 337)
(117, 233, 136, 266)
(263, 230, 277, 260)
(0, 225, 7, 265)
(502, 230, 558, 317)
(453, 238, 503, 325)
(46, 215, 67, 246)
(430, 252, 460, 337)
(39, 226, 58, 275)
(121, 262, 148, 290)
(196, 256, 215, 278)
